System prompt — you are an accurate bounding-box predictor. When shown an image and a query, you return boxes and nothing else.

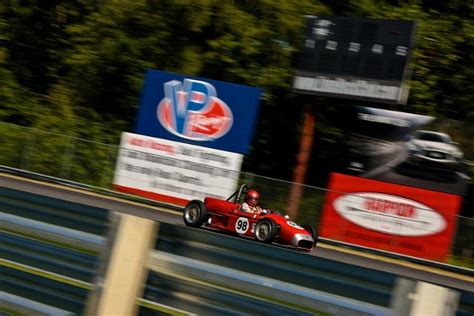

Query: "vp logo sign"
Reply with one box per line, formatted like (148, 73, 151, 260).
(157, 79, 233, 141)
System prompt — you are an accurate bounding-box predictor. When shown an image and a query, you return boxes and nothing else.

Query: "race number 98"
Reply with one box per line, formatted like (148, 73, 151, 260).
(235, 217, 249, 234)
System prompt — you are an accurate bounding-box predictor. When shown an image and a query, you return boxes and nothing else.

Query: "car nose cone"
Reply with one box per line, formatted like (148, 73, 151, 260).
(291, 233, 314, 250)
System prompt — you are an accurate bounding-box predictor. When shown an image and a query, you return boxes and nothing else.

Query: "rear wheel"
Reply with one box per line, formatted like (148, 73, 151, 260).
(254, 219, 277, 243)
(183, 200, 208, 227)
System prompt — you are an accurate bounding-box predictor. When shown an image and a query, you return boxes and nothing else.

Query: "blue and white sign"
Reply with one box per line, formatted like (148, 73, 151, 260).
(135, 70, 261, 154)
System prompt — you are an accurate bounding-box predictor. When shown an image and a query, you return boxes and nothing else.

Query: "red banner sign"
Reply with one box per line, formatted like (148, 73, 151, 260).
(320, 173, 462, 261)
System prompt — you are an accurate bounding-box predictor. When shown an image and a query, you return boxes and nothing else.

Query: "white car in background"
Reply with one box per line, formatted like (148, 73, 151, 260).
(405, 130, 463, 170)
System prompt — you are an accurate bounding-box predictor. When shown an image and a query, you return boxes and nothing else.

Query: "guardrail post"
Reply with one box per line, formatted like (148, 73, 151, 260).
(409, 281, 460, 316)
(94, 213, 157, 316)
(390, 277, 417, 316)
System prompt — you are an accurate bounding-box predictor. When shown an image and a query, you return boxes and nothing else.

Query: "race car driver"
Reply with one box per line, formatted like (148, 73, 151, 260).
(240, 189, 262, 214)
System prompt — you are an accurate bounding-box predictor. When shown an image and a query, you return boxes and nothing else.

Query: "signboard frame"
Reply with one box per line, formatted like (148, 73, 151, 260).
(293, 16, 416, 104)
(320, 173, 462, 261)
(135, 69, 261, 154)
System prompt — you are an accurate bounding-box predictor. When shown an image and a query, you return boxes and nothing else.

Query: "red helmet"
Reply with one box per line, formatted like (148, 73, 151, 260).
(245, 189, 260, 207)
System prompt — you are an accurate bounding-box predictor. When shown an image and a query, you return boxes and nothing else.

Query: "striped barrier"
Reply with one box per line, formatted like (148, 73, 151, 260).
(1, 173, 473, 315)
(0, 187, 109, 315)
(135, 223, 397, 315)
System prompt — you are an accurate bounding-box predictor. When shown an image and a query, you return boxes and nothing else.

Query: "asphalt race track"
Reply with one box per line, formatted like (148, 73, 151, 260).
(1, 171, 472, 292)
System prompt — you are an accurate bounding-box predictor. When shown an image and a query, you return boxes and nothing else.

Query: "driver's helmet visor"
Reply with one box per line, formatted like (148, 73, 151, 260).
(248, 197, 258, 205)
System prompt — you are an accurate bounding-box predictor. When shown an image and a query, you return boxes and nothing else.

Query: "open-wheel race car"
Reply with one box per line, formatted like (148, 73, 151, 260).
(182, 184, 317, 251)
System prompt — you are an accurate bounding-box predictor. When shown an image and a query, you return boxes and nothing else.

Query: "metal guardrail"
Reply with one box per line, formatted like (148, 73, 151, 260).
(146, 250, 391, 316)
(0, 165, 183, 212)
(1, 186, 109, 235)
(0, 173, 188, 315)
(1, 212, 104, 253)
(319, 237, 474, 277)
(2, 165, 472, 276)
(1, 232, 98, 282)
(148, 223, 474, 315)
(458, 291, 474, 316)
(1, 170, 473, 315)
(151, 223, 396, 311)
(2, 265, 90, 314)
(0, 185, 109, 314)
(1, 291, 74, 316)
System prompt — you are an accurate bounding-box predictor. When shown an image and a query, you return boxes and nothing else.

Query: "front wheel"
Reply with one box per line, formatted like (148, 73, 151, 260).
(183, 200, 208, 227)
(302, 224, 318, 245)
(254, 219, 277, 243)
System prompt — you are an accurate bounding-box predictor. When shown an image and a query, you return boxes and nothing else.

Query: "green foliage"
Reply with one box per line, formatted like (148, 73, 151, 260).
(1, 0, 473, 184)
(57, 0, 330, 133)
(0, 66, 40, 126)
(0, 0, 474, 148)
(447, 256, 474, 269)
(0, 123, 30, 169)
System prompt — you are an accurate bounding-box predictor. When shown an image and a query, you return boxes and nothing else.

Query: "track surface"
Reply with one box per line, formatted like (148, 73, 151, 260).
(1, 172, 472, 292)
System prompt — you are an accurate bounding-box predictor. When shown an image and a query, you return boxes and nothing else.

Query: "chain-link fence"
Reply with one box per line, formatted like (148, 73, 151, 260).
(1, 122, 472, 267)
(1, 122, 119, 187)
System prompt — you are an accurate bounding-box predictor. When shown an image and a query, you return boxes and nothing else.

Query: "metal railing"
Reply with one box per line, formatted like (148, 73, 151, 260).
(1, 122, 473, 268)
(0, 186, 110, 315)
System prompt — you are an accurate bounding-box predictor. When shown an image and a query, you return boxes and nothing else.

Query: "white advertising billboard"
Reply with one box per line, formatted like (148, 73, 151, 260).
(113, 132, 243, 205)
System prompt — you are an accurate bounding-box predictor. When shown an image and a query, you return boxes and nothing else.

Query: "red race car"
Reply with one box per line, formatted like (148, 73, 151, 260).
(183, 184, 317, 251)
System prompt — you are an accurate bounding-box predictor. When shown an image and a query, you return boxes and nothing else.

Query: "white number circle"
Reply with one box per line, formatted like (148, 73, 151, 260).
(287, 221, 304, 230)
(235, 217, 249, 234)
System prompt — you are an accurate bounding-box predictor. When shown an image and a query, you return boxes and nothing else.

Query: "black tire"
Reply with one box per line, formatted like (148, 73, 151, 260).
(254, 218, 277, 243)
(183, 200, 208, 227)
(302, 224, 318, 244)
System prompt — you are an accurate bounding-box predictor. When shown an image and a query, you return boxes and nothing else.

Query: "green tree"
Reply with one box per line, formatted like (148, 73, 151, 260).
(1, 0, 99, 125)
(62, 1, 328, 126)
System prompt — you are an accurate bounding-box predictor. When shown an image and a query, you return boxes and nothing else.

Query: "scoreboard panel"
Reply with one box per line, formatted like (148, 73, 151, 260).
(293, 16, 416, 104)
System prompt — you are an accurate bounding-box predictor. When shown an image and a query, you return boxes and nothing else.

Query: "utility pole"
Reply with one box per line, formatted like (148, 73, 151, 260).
(287, 104, 315, 218)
